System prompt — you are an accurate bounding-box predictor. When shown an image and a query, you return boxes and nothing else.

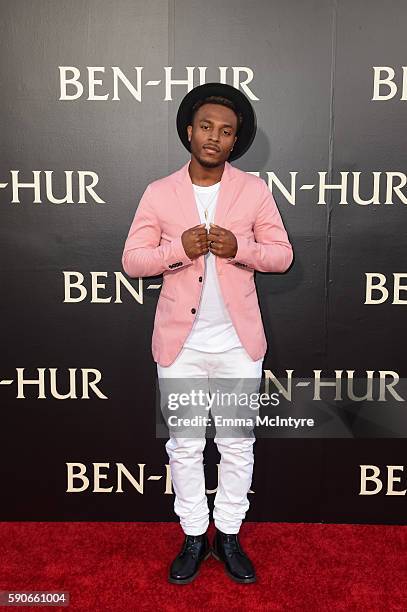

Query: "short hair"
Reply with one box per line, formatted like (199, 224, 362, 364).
(190, 95, 243, 134)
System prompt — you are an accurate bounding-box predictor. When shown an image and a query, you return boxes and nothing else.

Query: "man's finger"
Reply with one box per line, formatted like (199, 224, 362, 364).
(209, 243, 221, 255)
(207, 230, 221, 242)
(195, 227, 209, 236)
(209, 223, 223, 234)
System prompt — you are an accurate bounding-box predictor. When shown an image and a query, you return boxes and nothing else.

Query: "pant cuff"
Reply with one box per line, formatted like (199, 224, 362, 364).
(181, 522, 209, 536)
(214, 521, 241, 534)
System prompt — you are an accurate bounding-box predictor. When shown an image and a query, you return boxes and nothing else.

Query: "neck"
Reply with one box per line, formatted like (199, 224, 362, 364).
(188, 156, 225, 186)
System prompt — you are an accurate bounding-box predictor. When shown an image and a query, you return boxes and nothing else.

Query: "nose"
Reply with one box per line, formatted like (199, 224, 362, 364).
(208, 129, 220, 142)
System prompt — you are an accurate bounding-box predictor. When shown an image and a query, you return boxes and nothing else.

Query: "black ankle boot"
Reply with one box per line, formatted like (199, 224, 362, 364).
(168, 532, 211, 584)
(212, 528, 256, 583)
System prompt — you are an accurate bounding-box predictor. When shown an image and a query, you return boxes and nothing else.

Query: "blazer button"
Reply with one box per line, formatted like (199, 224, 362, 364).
(198, 276, 202, 282)
(191, 308, 196, 314)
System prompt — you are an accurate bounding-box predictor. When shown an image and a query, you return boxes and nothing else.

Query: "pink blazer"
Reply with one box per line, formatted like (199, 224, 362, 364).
(122, 160, 293, 366)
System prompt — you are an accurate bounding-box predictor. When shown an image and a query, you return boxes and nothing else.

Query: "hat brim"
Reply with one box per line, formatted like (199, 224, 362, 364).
(176, 82, 257, 162)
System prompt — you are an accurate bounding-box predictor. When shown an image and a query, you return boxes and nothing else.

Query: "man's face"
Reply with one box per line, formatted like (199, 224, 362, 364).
(187, 103, 238, 168)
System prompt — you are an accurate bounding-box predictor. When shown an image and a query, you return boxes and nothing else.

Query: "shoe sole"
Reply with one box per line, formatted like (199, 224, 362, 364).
(168, 550, 212, 585)
(211, 550, 256, 584)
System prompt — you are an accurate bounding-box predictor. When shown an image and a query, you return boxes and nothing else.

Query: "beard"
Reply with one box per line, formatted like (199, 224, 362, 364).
(196, 156, 222, 168)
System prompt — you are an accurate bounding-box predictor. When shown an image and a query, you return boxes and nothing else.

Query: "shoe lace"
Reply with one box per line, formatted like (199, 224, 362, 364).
(185, 535, 203, 559)
(223, 534, 240, 556)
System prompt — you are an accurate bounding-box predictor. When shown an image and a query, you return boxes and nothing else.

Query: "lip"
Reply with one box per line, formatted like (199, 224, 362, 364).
(203, 145, 220, 154)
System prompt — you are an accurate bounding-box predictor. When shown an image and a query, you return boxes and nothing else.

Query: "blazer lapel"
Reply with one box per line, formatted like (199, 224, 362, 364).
(174, 160, 238, 229)
(174, 161, 201, 228)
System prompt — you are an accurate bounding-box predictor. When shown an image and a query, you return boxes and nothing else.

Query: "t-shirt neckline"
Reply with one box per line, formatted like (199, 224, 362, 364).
(192, 180, 221, 191)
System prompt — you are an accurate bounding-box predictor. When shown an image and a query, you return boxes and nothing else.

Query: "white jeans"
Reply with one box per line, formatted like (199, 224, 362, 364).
(157, 346, 263, 535)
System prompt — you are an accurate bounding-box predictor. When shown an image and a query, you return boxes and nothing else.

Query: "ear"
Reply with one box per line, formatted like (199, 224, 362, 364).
(187, 125, 192, 141)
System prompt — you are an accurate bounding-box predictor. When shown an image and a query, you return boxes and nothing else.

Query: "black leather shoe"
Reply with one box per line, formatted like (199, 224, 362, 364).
(168, 532, 211, 584)
(212, 528, 256, 583)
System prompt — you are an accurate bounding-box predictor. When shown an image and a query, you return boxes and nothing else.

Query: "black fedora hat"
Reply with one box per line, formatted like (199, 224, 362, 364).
(176, 82, 257, 162)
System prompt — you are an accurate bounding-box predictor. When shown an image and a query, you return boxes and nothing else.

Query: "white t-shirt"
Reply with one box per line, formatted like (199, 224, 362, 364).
(183, 180, 243, 352)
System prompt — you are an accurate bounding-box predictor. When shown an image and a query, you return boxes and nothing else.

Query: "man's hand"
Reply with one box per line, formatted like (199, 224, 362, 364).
(181, 223, 210, 259)
(207, 223, 238, 258)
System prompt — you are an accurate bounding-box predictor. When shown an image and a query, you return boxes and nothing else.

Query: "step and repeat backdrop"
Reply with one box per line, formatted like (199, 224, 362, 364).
(1, 0, 406, 523)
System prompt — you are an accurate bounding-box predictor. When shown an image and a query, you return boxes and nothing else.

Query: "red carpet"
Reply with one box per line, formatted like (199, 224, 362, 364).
(0, 522, 406, 611)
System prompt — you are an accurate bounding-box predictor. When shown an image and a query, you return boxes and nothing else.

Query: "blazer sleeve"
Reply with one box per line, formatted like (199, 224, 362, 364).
(121, 184, 194, 278)
(226, 179, 293, 273)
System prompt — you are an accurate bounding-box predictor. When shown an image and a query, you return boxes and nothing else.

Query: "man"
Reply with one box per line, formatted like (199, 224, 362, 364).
(121, 83, 293, 584)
